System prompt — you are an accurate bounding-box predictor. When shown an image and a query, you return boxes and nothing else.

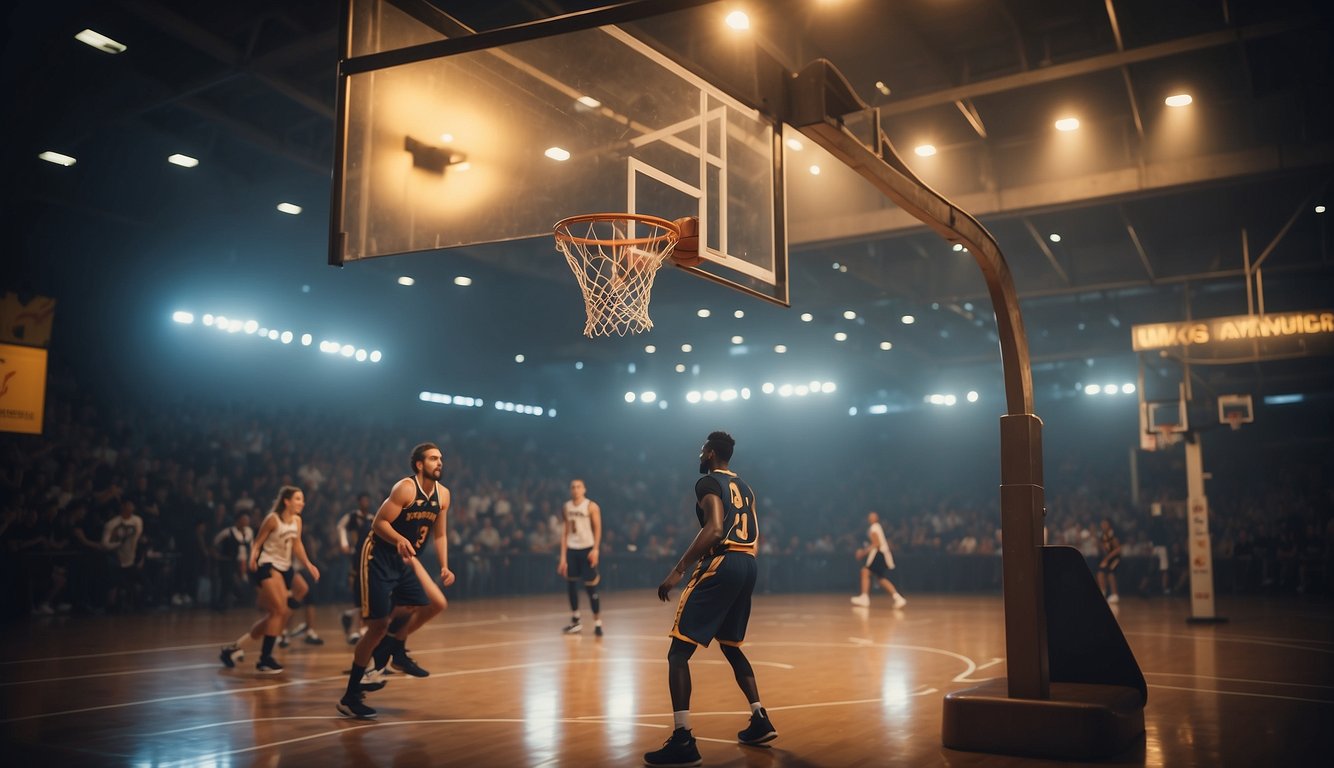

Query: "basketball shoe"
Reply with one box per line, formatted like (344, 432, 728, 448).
(738, 708, 777, 745)
(643, 727, 701, 767)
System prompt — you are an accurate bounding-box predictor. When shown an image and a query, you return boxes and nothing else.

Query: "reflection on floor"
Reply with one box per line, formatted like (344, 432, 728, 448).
(1, 593, 1330, 766)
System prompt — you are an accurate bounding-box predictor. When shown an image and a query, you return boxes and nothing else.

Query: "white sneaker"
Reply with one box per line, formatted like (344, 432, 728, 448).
(892, 594, 907, 609)
(1107, 594, 1120, 604)
(850, 594, 870, 607)
(347, 631, 362, 645)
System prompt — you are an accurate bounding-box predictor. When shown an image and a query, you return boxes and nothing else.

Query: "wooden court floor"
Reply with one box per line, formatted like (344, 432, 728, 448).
(1, 593, 1330, 766)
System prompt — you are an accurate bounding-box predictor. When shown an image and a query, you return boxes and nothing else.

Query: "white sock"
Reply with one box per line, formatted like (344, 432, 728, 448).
(750, 701, 763, 713)
(673, 710, 690, 730)
(572, 612, 581, 620)
(595, 619, 602, 626)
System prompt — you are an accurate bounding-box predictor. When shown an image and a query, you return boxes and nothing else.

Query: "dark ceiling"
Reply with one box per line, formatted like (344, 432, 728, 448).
(5, 0, 1333, 412)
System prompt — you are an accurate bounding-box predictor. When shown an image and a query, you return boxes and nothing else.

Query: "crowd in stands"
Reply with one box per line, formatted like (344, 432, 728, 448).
(3, 372, 1331, 619)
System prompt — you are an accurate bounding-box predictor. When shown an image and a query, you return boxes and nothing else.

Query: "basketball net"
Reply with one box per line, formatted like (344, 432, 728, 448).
(554, 214, 680, 337)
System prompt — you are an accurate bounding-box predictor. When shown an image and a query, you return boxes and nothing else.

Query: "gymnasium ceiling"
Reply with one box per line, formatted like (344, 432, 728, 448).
(5, 0, 1333, 402)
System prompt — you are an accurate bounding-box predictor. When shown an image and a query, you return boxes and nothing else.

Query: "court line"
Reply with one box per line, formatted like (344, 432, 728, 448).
(1148, 683, 1334, 705)
(1124, 631, 1334, 654)
(584, 687, 941, 721)
(142, 716, 346, 737)
(1143, 672, 1334, 690)
(161, 717, 676, 765)
(0, 662, 219, 687)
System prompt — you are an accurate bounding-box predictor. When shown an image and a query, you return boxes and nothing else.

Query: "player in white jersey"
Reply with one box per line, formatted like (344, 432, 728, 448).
(217, 486, 320, 673)
(557, 479, 603, 636)
(851, 511, 907, 608)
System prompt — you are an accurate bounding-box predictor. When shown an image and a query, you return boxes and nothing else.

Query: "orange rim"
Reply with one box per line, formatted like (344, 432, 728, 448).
(553, 213, 680, 247)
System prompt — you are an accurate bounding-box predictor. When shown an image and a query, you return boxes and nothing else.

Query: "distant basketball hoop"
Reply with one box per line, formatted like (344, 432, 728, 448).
(554, 214, 680, 337)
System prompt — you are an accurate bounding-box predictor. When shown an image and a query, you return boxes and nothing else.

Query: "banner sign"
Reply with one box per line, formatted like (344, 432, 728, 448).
(0, 343, 48, 435)
(1131, 310, 1334, 360)
(1186, 495, 1217, 619)
(0, 292, 56, 347)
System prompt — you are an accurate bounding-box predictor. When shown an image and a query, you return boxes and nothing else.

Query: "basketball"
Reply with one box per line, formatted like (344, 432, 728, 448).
(670, 216, 702, 268)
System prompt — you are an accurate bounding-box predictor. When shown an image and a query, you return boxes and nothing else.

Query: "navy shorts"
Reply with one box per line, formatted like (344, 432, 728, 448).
(564, 546, 601, 586)
(251, 563, 294, 589)
(360, 541, 429, 620)
(864, 551, 894, 579)
(670, 551, 756, 648)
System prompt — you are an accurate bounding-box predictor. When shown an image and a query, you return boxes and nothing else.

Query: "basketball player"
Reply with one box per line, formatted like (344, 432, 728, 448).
(282, 559, 325, 646)
(337, 492, 374, 644)
(1097, 517, 1122, 603)
(218, 486, 320, 673)
(850, 511, 907, 608)
(337, 443, 453, 719)
(644, 431, 776, 767)
(557, 478, 603, 636)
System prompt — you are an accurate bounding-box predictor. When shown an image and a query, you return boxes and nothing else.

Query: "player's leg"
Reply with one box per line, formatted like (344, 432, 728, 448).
(339, 553, 394, 718)
(1107, 562, 1120, 602)
(343, 557, 364, 644)
(220, 567, 269, 667)
(643, 637, 703, 767)
(288, 573, 323, 645)
(254, 571, 291, 673)
(563, 548, 584, 633)
(852, 566, 872, 605)
(375, 558, 445, 677)
(585, 567, 603, 636)
(717, 555, 776, 745)
(878, 577, 907, 608)
(1097, 567, 1108, 597)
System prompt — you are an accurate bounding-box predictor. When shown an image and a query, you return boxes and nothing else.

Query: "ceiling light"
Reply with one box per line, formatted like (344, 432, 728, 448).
(454, 275, 472, 286)
(800, 313, 813, 322)
(914, 144, 937, 157)
(515, 354, 525, 363)
(75, 29, 126, 54)
(834, 332, 848, 341)
(734, 310, 745, 319)
(575, 361, 584, 370)
(38, 151, 76, 167)
(300, 333, 312, 346)
(901, 315, 915, 324)
(774, 344, 787, 353)
(875, 81, 891, 96)
(276, 202, 302, 215)
(879, 341, 892, 350)
(786, 138, 804, 151)
(645, 345, 656, 353)
(641, 391, 657, 403)
(731, 335, 744, 344)
(1316, 205, 1327, 214)
(809, 165, 821, 175)
(544, 146, 571, 161)
(1084, 384, 1101, 395)
(369, 350, 382, 362)
(724, 10, 750, 30)
(355, 349, 368, 362)
(168, 154, 199, 168)
(1048, 233, 1062, 243)
(697, 308, 711, 318)
(1122, 383, 1136, 394)
(681, 343, 693, 352)
(625, 392, 636, 403)
(171, 311, 194, 324)
(952, 243, 964, 252)
(675, 363, 686, 373)
(1054, 117, 1080, 132)
(397, 276, 415, 286)
(1164, 93, 1193, 108)
(967, 390, 979, 402)
(280, 331, 293, 344)
(762, 382, 775, 394)
(686, 391, 702, 403)
(843, 310, 856, 320)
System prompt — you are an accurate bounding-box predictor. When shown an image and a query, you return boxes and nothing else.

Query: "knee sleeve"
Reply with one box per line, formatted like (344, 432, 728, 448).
(287, 597, 301, 610)
(721, 644, 755, 678)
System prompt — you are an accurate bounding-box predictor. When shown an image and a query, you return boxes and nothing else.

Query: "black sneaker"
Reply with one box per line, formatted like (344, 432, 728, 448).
(595, 624, 604, 637)
(738, 707, 777, 745)
(304, 633, 325, 646)
(643, 727, 701, 767)
(563, 620, 583, 634)
(391, 650, 429, 677)
(256, 656, 284, 674)
(219, 645, 244, 668)
(337, 692, 377, 719)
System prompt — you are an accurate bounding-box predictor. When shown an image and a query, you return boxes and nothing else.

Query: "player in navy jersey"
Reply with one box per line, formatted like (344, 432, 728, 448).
(337, 443, 454, 719)
(644, 431, 776, 767)
(337, 492, 374, 644)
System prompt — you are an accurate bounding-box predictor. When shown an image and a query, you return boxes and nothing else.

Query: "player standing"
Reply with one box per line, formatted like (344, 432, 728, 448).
(644, 431, 776, 767)
(557, 478, 603, 636)
(1098, 517, 1122, 603)
(337, 443, 453, 719)
(850, 511, 907, 608)
(337, 492, 374, 644)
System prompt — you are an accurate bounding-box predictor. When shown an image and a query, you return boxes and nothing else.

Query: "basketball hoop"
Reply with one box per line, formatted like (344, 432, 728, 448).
(1225, 414, 1243, 431)
(554, 213, 680, 337)
(1154, 426, 1183, 449)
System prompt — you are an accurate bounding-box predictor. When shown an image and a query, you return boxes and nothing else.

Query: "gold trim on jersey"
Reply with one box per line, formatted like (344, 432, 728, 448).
(669, 555, 724, 646)
(358, 533, 374, 618)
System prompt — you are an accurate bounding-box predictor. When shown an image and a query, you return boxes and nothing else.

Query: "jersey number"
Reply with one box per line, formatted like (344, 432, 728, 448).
(729, 483, 753, 542)
(415, 525, 430, 550)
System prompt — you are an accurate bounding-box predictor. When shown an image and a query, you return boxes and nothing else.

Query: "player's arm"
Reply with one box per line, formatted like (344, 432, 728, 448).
(249, 514, 277, 571)
(292, 517, 320, 581)
(336, 512, 351, 554)
(588, 501, 602, 567)
(557, 508, 569, 576)
(373, 479, 417, 560)
(435, 487, 455, 586)
(658, 494, 725, 601)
